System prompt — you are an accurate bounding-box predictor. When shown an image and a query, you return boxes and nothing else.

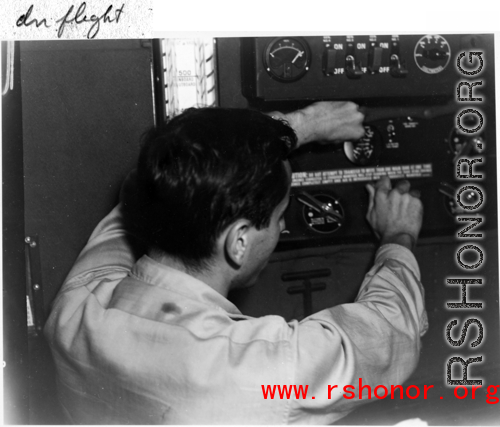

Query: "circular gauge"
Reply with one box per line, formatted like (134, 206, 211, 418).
(414, 35, 451, 74)
(440, 182, 481, 217)
(443, 190, 481, 217)
(263, 37, 311, 82)
(344, 125, 383, 166)
(443, 195, 469, 217)
(449, 127, 484, 157)
(302, 194, 344, 234)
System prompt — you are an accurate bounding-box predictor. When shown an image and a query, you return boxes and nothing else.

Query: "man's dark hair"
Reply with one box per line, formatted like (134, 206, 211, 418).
(122, 107, 297, 270)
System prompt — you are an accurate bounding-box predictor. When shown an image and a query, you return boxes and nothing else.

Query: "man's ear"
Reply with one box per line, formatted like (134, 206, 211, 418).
(224, 219, 253, 267)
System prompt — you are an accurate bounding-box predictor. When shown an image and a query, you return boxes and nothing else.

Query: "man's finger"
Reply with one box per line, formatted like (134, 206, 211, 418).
(366, 183, 375, 212)
(395, 180, 411, 194)
(375, 176, 391, 193)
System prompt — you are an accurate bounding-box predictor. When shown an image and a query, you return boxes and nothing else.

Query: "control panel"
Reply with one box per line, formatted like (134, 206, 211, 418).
(216, 34, 496, 248)
(241, 34, 471, 100)
(282, 113, 487, 247)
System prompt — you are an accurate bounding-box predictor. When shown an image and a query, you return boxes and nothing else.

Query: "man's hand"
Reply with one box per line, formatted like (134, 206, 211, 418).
(270, 101, 365, 147)
(366, 177, 423, 251)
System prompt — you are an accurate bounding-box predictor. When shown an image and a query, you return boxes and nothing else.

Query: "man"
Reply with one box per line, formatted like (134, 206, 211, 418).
(44, 102, 427, 424)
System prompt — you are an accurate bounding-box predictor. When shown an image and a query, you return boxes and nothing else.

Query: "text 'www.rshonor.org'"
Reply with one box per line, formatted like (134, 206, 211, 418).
(261, 380, 500, 403)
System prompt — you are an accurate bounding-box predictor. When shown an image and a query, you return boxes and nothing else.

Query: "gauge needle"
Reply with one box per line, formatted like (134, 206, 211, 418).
(291, 51, 304, 63)
(296, 192, 343, 222)
(438, 182, 455, 199)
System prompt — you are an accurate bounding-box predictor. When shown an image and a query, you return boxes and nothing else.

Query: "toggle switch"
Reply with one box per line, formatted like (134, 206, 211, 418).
(368, 46, 383, 73)
(345, 55, 363, 78)
(389, 36, 408, 77)
(323, 43, 345, 76)
(323, 48, 337, 75)
(390, 54, 408, 77)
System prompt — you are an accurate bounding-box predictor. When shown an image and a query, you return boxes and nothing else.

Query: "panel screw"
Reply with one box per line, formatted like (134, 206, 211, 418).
(30, 241, 37, 248)
(25, 236, 31, 243)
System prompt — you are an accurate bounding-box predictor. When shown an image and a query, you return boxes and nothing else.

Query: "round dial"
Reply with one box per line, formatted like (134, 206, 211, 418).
(443, 195, 469, 217)
(263, 37, 311, 82)
(449, 127, 484, 157)
(414, 35, 451, 74)
(443, 189, 481, 217)
(302, 194, 344, 234)
(343, 125, 383, 166)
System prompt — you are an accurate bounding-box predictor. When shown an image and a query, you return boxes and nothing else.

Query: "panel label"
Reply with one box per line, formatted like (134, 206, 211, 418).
(291, 163, 432, 187)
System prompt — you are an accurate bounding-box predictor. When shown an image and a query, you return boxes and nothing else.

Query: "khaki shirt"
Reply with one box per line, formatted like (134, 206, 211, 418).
(44, 204, 428, 424)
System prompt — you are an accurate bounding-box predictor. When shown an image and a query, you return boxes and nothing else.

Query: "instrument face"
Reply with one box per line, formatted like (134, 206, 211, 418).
(263, 37, 311, 82)
(299, 193, 344, 234)
(449, 125, 484, 157)
(414, 34, 451, 74)
(344, 125, 383, 166)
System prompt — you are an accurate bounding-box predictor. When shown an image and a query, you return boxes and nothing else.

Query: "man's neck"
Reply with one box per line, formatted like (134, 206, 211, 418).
(149, 251, 232, 297)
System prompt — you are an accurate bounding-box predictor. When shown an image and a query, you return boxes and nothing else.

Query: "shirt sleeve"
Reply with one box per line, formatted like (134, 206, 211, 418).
(288, 243, 428, 422)
(60, 171, 143, 292)
(57, 203, 140, 293)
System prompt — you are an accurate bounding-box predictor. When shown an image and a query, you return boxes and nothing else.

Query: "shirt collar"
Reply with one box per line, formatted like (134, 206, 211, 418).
(130, 255, 242, 316)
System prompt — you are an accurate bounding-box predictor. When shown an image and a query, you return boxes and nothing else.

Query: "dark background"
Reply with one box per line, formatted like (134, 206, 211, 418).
(4, 39, 154, 424)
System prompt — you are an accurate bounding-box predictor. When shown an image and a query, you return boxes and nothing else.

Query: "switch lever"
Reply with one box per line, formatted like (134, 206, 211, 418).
(438, 182, 456, 199)
(368, 46, 383, 73)
(390, 54, 408, 77)
(296, 192, 343, 223)
(345, 55, 363, 78)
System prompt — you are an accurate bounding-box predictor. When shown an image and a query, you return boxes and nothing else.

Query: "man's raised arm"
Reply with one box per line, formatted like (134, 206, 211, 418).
(270, 101, 366, 145)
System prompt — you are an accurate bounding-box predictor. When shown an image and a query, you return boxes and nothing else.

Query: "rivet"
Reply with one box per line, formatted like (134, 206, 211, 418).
(33, 284, 40, 291)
